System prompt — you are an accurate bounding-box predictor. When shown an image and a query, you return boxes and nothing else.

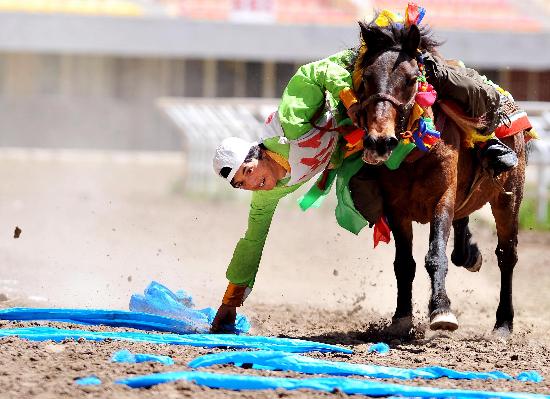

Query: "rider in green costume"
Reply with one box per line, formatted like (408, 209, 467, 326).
(210, 28, 518, 333)
(228, 50, 358, 288)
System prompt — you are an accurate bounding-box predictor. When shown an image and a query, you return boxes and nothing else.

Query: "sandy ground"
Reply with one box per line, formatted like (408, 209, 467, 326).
(0, 150, 549, 398)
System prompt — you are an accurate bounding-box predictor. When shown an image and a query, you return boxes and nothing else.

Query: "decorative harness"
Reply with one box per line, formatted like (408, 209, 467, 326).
(356, 53, 442, 172)
(361, 91, 417, 137)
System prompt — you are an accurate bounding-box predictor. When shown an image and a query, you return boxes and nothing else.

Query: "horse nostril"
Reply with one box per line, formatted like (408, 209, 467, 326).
(387, 136, 399, 151)
(363, 133, 377, 150)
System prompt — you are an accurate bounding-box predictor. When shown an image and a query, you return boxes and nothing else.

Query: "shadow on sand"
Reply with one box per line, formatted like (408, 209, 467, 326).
(282, 318, 428, 347)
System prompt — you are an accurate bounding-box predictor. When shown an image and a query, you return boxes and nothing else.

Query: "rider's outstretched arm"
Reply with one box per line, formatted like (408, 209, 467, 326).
(211, 184, 301, 332)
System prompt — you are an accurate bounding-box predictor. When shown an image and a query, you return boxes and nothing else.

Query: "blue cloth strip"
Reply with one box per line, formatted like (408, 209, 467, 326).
(75, 376, 101, 386)
(0, 282, 252, 335)
(368, 342, 390, 355)
(0, 307, 205, 334)
(517, 371, 544, 383)
(0, 327, 351, 353)
(129, 281, 250, 334)
(116, 370, 550, 399)
(188, 351, 541, 382)
(111, 349, 174, 365)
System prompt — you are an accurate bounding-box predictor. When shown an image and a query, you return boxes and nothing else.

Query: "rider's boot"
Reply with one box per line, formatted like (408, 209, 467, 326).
(477, 137, 518, 177)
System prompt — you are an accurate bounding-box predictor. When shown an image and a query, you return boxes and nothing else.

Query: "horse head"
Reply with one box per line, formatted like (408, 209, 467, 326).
(354, 21, 434, 164)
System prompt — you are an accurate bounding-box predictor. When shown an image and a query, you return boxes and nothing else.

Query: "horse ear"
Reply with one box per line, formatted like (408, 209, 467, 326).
(359, 21, 393, 54)
(404, 24, 421, 57)
(358, 21, 369, 40)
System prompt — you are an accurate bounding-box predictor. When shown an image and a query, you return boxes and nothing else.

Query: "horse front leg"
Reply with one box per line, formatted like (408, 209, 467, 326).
(426, 192, 459, 331)
(389, 216, 415, 333)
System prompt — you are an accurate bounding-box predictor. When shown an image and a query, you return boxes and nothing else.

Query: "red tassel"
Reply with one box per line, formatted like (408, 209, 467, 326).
(373, 216, 391, 248)
(423, 134, 439, 146)
(405, 3, 420, 26)
(316, 169, 330, 190)
(343, 128, 364, 146)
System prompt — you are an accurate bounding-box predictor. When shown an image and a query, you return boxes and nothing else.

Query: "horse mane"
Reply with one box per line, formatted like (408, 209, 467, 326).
(363, 13, 441, 52)
(351, 13, 443, 72)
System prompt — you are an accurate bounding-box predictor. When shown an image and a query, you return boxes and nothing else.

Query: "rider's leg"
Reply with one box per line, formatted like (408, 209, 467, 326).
(423, 53, 518, 176)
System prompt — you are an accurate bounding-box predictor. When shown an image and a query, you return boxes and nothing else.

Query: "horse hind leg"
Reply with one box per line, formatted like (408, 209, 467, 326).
(451, 216, 482, 272)
(489, 135, 525, 335)
(490, 182, 522, 335)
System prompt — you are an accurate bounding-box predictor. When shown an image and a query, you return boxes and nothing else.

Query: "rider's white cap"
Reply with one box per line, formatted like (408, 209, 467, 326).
(213, 137, 256, 183)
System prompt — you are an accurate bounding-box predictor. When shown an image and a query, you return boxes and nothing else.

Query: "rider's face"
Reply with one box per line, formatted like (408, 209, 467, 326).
(231, 157, 278, 191)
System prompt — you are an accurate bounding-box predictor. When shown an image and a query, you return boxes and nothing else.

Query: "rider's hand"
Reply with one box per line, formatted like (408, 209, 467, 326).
(210, 304, 237, 333)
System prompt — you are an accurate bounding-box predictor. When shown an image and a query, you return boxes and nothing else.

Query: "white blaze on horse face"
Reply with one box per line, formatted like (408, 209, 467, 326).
(363, 105, 398, 165)
(359, 49, 417, 166)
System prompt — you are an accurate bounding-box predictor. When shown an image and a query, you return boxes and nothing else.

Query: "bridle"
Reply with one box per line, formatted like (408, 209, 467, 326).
(361, 88, 418, 136)
(357, 46, 421, 136)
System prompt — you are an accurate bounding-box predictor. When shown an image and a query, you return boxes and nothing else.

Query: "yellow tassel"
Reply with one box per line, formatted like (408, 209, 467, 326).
(344, 140, 364, 158)
(375, 10, 403, 27)
(471, 131, 495, 143)
(339, 88, 359, 109)
(407, 104, 424, 131)
(463, 130, 495, 148)
(353, 40, 367, 91)
(526, 128, 540, 140)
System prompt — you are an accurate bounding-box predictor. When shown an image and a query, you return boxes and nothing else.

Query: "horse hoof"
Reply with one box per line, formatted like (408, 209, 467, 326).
(429, 312, 459, 331)
(465, 252, 482, 272)
(493, 321, 513, 339)
(492, 326, 511, 340)
(389, 316, 413, 335)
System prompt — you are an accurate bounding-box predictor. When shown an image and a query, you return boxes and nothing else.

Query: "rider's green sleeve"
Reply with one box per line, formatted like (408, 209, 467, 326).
(278, 50, 354, 140)
(226, 182, 302, 288)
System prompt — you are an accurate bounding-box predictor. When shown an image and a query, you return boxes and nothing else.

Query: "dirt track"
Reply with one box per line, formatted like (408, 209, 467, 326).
(0, 152, 549, 398)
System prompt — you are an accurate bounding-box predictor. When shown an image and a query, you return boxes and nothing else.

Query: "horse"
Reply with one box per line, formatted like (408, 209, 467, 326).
(352, 21, 526, 336)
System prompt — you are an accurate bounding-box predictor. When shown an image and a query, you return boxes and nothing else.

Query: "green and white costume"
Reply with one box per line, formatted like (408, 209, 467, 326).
(226, 50, 368, 291)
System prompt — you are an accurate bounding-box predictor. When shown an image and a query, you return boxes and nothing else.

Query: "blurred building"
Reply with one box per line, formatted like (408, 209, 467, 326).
(0, 0, 548, 150)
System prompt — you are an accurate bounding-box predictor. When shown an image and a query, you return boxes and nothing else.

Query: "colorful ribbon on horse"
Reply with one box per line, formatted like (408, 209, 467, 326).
(411, 117, 441, 152)
(407, 53, 441, 153)
(405, 3, 426, 27)
(379, 7, 442, 173)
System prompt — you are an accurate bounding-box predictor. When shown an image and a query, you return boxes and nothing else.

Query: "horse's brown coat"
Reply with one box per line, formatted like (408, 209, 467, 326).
(355, 21, 525, 334)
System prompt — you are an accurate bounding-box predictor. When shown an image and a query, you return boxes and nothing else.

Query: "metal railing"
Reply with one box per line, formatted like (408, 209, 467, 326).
(519, 101, 550, 223)
(157, 97, 278, 196)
